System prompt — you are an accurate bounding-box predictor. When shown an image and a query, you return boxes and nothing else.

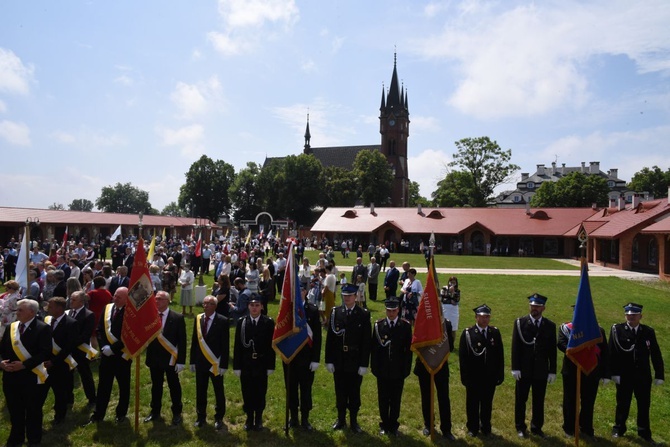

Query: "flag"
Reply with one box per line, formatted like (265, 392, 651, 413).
(121, 237, 161, 358)
(566, 260, 603, 374)
(245, 230, 251, 246)
(272, 241, 312, 363)
(15, 227, 29, 291)
(411, 256, 450, 374)
(146, 230, 156, 263)
(194, 231, 202, 257)
(161, 227, 166, 241)
(111, 225, 122, 241)
(62, 225, 68, 249)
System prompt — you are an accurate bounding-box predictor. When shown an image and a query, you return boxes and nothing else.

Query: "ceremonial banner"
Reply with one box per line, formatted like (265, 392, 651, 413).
(194, 231, 202, 257)
(62, 225, 68, 249)
(15, 227, 29, 290)
(121, 238, 161, 358)
(146, 230, 156, 263)
(111, 225, 122, 242)
(566, 260, 602, 374)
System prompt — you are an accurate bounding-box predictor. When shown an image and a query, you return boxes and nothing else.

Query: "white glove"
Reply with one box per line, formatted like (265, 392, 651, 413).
(175, 364, 185, 374)
(101, 345, 113, 357)
(267, 369, 274, 376)
(190, 364, 196, 373)
(654, 379, 664, 386)
(357, 367, 368, 376)
(309, 362, 320, 372)
(325, 363, 335, 374)
(511, 370, 521, 381)
(611, 375, 621, 385)
(218, 368, 226, 376)
(547, 373, 556, 384)
(601, 378, 611, 385)
(234, 369, 241, 377)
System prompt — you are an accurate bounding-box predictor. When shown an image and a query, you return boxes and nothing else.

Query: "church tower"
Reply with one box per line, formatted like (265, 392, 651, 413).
(379, 53, 409, 207)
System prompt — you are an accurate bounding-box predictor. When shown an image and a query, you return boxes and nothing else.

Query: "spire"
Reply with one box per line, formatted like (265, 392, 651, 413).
(380, 83, 386, 110)
(303, 113, 312, 154)
(386, 51, 402, 109)
(404, 87, 408, 109)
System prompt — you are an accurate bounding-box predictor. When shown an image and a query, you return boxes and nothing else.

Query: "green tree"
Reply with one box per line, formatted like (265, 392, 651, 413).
(353, 150, 393, 206)
(408, 180, 430, 207)
(161, 201, 187, 217)
(178, 155, 235, 222)
(431, 171, 477, 207)
(229, 162, 263, 221)
(449, 137, 520, 207)
(256, 158, 286, 219)
(48, 202, 65, 210)
(95, 182, 153, 214)
(530, 172, 609, 207)
(281, 154, 323, 223)
(628, 166, 670, 198)
(68, 199, 94, 212)
(320, 166, 358, 207)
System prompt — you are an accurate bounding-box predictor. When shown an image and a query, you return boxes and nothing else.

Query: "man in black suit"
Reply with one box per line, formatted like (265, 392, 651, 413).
(609, 302, 664, 444)
(88, 287, 132, 424)
(190, 295, 229, 430)
(350, 257, 367, 285)
(459, 304, 505, 438)
(0, 299, 52, 447)
(383, 260, 399, 299)
(40, 297, 78, 424)
(234, 296, 276, 431)
(108, 266, 129, 297)
(371, 297, 412, 436)
(283, 286, 322, 431)
(325, 283, 371, 433)
(122, 246, 134, 277)
(68, 290, 97, 408)
(144, 291, 187, 426)
(511, 293, 557, 439)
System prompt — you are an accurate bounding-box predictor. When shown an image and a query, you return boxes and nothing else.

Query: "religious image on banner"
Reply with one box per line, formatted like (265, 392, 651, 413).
(129, 273, 152, 310)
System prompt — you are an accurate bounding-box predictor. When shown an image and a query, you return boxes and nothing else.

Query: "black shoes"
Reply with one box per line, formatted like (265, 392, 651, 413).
(193, 419, 206, 428)
(531, 428, 547, 439)
(115, 416, 127, 424)
(422, 427, 431, 436)
(171, 415, 182, 426)
(350, 423, 363, 434)
(143, 413, 161, 423)
(332, 419, 346, 430)
(214, 420, 224, 430)
(301, 421, 314, 431)
(443, 432, 456, 441)
(518, 430, 528, 438)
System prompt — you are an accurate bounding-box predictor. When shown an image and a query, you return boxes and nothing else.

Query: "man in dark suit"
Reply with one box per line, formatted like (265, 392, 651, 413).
(459, 304, 505, 438)
(609, 302, 664, 444)
(511, 293, 557, 439)
(325, 283, 371, 433)
(283, 286, 322, 431)
(87, 287, 132, 424)
(350, 257, 367, 285)
(234, 296, 276, 431)
(108, 266, 129, 297)
(190, 295, 230, 430)
(0, 299, 52, 447)
(144, 291, 187, 426)
(371, 297, 412, 436)
(68, 290, 97, 408)
(558, 307, 608, 439)
(383, 260, 399, 299)
(40, 297, 78, 424)
(122, 246, 134, 277)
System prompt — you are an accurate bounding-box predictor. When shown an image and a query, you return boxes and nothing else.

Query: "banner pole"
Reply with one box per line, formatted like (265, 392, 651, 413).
(134, 353, 141, 434)
(430, 372, 435, 441)
(574, 365, 581, 446)
(284, 364, 290, 436)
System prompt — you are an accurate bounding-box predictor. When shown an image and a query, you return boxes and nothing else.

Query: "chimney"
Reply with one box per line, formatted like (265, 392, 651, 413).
(536, 164, 545, 176)
(525, 202, 531, 215)
(581, 162, 586, 173)
(618, 195, 626, 211)
(561, 163, 566, 175)
(521, 173, 529, 181)
(591, 202, 597, 209)
(590, 161, 600, 174)
(417, 203, 423, 214)
(609, 197, 616, 208)
(552, 162, 557, 175)
(609, 168, 618, 178)
(370, 203, 375, 214)
(632, 193, 642, 208)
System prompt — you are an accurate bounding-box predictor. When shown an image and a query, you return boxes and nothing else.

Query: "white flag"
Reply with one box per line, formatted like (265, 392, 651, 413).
(15, 227, 29, 291)
(111, 225, 122, 241)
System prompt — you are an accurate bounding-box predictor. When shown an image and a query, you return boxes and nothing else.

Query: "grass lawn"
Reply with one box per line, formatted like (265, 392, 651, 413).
(1, 271, 668, 446)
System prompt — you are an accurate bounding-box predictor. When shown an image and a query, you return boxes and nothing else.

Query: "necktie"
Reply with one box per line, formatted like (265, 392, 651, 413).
(51, 318, 57, 329)
(347, 309, 352, 317)
(390, 321, 395, 329)
(535, 320, 540, 329)
(252, 318, 257, 327)
(70, 309, 76, 318)
(202, 316, 208, 337)
(482, 329, 487, 339)
(111, 306, 116, 321)
(19, 323, 25, 335)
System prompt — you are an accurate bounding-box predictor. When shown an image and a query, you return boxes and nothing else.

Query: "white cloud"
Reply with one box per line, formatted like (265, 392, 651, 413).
(408, 149, 452, 199)
(48, 128, 125, 148)
(410, 115, 440, 132)
(156, 124, 205, 156)
(0, 120, 31, 146)
(412, 1, 670, 119)
(114, 75, 133, 86)
(0, 48, 34, 95)
(170, 76, 224, 119)
(50, 130, 76, 143)
(331, 36, 345, 53)
(0, 99, 6, 113)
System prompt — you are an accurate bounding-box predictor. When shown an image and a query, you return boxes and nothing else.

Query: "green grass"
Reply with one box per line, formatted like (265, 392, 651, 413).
(2, 271, 668, 446)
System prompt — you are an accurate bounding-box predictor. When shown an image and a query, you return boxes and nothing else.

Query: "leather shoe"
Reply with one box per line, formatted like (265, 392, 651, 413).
(52, 418, 64, 426)
(467, 431, 477, 437)
(214, 420, 224, 430)
(243, 423, 253, 431)
(351, 423, 363, 434)
(171, 415, 182, 426)
(301, 421, 314, 431)
(287, 419, 299, 428)
(193, 419, 206, 428)
(332, 419, 346, 430)
(389, 429, 399, 437)
(531, 428, 547, 439)
(379, 429, 387, 436)
(422, 427, 431, 436)
(443, 432, 456, 441)
(82, 416, 100, 427)
(255, 423, 265, 431)
(143, 413, 161, 423)
(518, 430, 528, 438)
(642, 437, 660, 446)
(115, 416, 127, 424)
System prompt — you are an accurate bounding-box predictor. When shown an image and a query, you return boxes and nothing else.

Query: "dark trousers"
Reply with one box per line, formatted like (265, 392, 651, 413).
(94, 356, 131, 420)
(334, 370, 363, 416)
(515, 376, 547, 432)
(202, 258, 210, 274)
(70, 356, 96, 404)
(417, 370, 452, 434)
(465, 383, 496, 435)
(369, 282, 378, 301)
(3, 372, 44, 445)
(149, 365, 183, 417)
(39, 365, 72, 421)
(376, 377, 404, 431)
(195, 369, 225, 421)
(614, 375, 652, 438)
(562, 371, 599, 436)
(385, 288, 397, 299)
(282, 362, 315, 416)
(241, 372, 268, 417)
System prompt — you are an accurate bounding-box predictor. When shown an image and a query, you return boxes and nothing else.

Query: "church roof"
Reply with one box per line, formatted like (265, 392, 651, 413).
(264, 145, 380, 170)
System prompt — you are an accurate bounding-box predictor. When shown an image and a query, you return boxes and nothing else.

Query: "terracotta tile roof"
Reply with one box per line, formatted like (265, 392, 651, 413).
(584, 199, 670, 238)
(311, 206, 599, 236)
(641, 215, 670, 233)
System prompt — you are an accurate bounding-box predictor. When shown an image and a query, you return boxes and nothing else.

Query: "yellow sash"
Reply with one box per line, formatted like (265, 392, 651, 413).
(9, 321, 48, 384)
(103, 304, 130, 360)
(44, 316, 78, 370)
(196, 313, 220, 375)
(77, 343, 98, 360)
(157, 334, 178, 366)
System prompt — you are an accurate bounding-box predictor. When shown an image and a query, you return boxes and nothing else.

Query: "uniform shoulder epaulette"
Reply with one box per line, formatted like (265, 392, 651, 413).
(375, 317, 386, 324)
(401, 318, 410, 324)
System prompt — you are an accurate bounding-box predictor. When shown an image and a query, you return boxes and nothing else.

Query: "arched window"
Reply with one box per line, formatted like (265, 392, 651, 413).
(632, 237, 639, 264)
(648, 239, 658, 266)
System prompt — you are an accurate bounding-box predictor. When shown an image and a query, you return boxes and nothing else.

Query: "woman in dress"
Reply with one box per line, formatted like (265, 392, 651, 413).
(162, 257, 178, 300)
(245, 260, 260, 296)
(400, 268, 423, 326)
(178, 264, 194, 315)
(440, 276, 461, 340)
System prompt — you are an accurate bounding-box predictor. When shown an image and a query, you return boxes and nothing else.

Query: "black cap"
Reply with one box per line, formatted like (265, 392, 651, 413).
(341, 284, 358, 295)
(248, 295, 261, 304)
(528, 293, 547, 306)
(385, 297, 400, 310)
(473, 304, 491, 315)
(624, 302, 643, 314)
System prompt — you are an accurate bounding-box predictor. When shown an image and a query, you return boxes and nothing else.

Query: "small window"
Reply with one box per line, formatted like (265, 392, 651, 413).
(513, 196, 521, 202)
(607, 180, 614, 187)
(527, 182, 535, 189)
(649, 239, 658, 266)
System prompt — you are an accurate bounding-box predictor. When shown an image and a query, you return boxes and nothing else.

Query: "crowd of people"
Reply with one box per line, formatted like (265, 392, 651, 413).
(0, 234, 665, 446)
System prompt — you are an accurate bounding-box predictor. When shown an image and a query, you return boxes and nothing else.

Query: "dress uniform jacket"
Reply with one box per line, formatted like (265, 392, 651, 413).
(325, 305, 371, 373)
(69, 306, 96, 404)
(371, 317, 412, 379)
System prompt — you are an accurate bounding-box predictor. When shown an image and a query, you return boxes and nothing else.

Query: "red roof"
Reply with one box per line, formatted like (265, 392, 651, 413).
(641, 215, 670, 233)
(311, 206, 599, 236)
(584, 199, 670, 238)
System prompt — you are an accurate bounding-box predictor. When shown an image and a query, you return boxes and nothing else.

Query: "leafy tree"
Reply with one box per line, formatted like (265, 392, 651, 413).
(229, 162, 263, 221)
(95, 182, 153, 214)
(530, 172, 609, 207)
(48, 202, 65, 210)
(320, 166, 358, 207)
(628, 165, 670, 198)
(431, 171, 477, 207)
(178, 155, 235, 222)
(281, 154, 323, 223)
(161, 201, 187, 217)
(353, 150, 393, 206)
(256, 158, 286, 219)
(68, 199, 94, 212)
(408, 180, 430, 207)
(449, 137, 520, 207)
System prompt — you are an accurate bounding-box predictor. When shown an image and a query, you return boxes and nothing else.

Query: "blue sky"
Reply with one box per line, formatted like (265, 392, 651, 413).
(1, 0, 669, 212)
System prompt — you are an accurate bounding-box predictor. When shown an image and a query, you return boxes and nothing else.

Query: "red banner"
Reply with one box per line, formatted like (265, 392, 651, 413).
(121, 238, 161, 358)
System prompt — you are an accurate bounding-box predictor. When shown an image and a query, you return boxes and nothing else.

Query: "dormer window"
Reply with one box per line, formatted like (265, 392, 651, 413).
(607, 180, 614, 187)
(527, 182, 535, 189)
(513, 195, 521, 203)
